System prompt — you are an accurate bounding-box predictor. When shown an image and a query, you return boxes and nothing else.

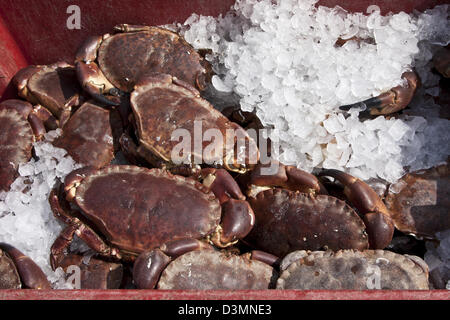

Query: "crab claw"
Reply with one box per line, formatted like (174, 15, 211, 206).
(318, 169, 394, 249)
(340, 71, 420, 116)
(219, 199, 255, 245)
(64, 166, 97, 201)
(199, 168, 245, 204)
(198, 168, 255, 247)
(75, 62, 120, 106)
(12, 65, 42, 104)
(0, 243, 51, 289)
(133, 239, 212, 289)
(223, 123, 260, 174)
(248, 161, 326, 197)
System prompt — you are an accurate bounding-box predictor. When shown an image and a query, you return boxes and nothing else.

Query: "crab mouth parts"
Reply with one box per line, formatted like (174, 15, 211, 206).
(207, 225, 238, 249)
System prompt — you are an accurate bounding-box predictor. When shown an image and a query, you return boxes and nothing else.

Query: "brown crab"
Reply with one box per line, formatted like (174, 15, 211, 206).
(0, 243, 50, 289)
(52, 101, 115, 169)
(384, 163, 450, 240)
(0, 99, 45, 191)
(121, 73, 259, 174)
(75, 24, 212, 106)
(12, 62, 84, 128)
(276, 249, 429, 290)
(49, 165, 255, 270)
(339, 71, 420, 117)
(133, 238, 278, 289)
(241, 162, 394, 257)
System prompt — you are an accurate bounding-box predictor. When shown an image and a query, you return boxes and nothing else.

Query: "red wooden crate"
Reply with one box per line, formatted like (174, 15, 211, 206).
(0, 0, 448, 300)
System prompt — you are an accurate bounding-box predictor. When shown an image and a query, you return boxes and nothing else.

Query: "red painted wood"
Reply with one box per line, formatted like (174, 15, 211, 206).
(0, 15, 28, 100)
(0, 0, 448, 299)
(0, 290, 449, 300)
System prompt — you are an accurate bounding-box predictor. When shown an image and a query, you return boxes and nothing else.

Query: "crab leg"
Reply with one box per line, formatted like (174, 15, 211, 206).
(49, 187, 121, 269)
(0, 243, 51, 289)
(32, 104, 59, 130)
(339, 71, 420, 116)
(133, 239, 212, 289)
(250, 250, 280, 268)
(318, 169, 394, 249)
(113, 24, 154, 33)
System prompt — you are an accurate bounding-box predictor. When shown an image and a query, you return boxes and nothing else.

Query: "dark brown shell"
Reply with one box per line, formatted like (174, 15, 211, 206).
(97, 27, 209, 92)
(130, 74, 258, 169)
(59, 254, 123, 289)
(277, 250, 429, 290)
(26, 65, 82, 117)
(385, 163, 450, 239)
(158, 250, 275, 289)
(245, 189, 369, 257)
(0, 108, 33, 191)
(74, 166, 221, 254)
(0, 249, 21, 289)
(53, 102, 114, 168)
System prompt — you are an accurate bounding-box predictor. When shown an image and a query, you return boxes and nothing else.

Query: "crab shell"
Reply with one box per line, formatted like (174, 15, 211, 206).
(53, 101, 114, 169)
(277, 250, 429, 290)
(244, 189, 369, 257)
(0, 243, 50, 289)
(58, 254, 123, 289)
(129, 73, 259, 173)
(13, 62, 83, 126)
(0, 248, 21, 289)
(75, 25, 212, 104)
(384, 163, 450, 239)
(156, 249, 276, 290)
(0, 100, 45, 191)
(67, 165, 221, 255)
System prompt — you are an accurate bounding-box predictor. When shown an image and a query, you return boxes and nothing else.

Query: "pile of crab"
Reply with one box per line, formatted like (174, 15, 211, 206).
(0, 25, 449, 290)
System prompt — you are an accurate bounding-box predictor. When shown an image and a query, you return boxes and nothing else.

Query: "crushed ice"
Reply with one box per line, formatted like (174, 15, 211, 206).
(178, 0, 450, 183)
(0, 129, 81, 289)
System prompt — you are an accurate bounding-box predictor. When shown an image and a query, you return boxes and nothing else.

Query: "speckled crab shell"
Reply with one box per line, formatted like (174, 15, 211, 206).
(0, 243, 50, 289)
(53, 101, 114, 169)
(130, 73, 259, 172)
(13, 62, 82, 122)
(157, 249, 276, 289)
(72, 165, 221, 255)
(244, 189, 369, 257)
(0, 248, 21, 289)
(84, 25, 211, 93)
(0, 102, 35, 191)
(384, 163, 450, 239)
(277, 250, 429, 290)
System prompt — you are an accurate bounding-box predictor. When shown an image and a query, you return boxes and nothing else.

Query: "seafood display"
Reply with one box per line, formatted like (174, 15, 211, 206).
(0, 0, 449, 291)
